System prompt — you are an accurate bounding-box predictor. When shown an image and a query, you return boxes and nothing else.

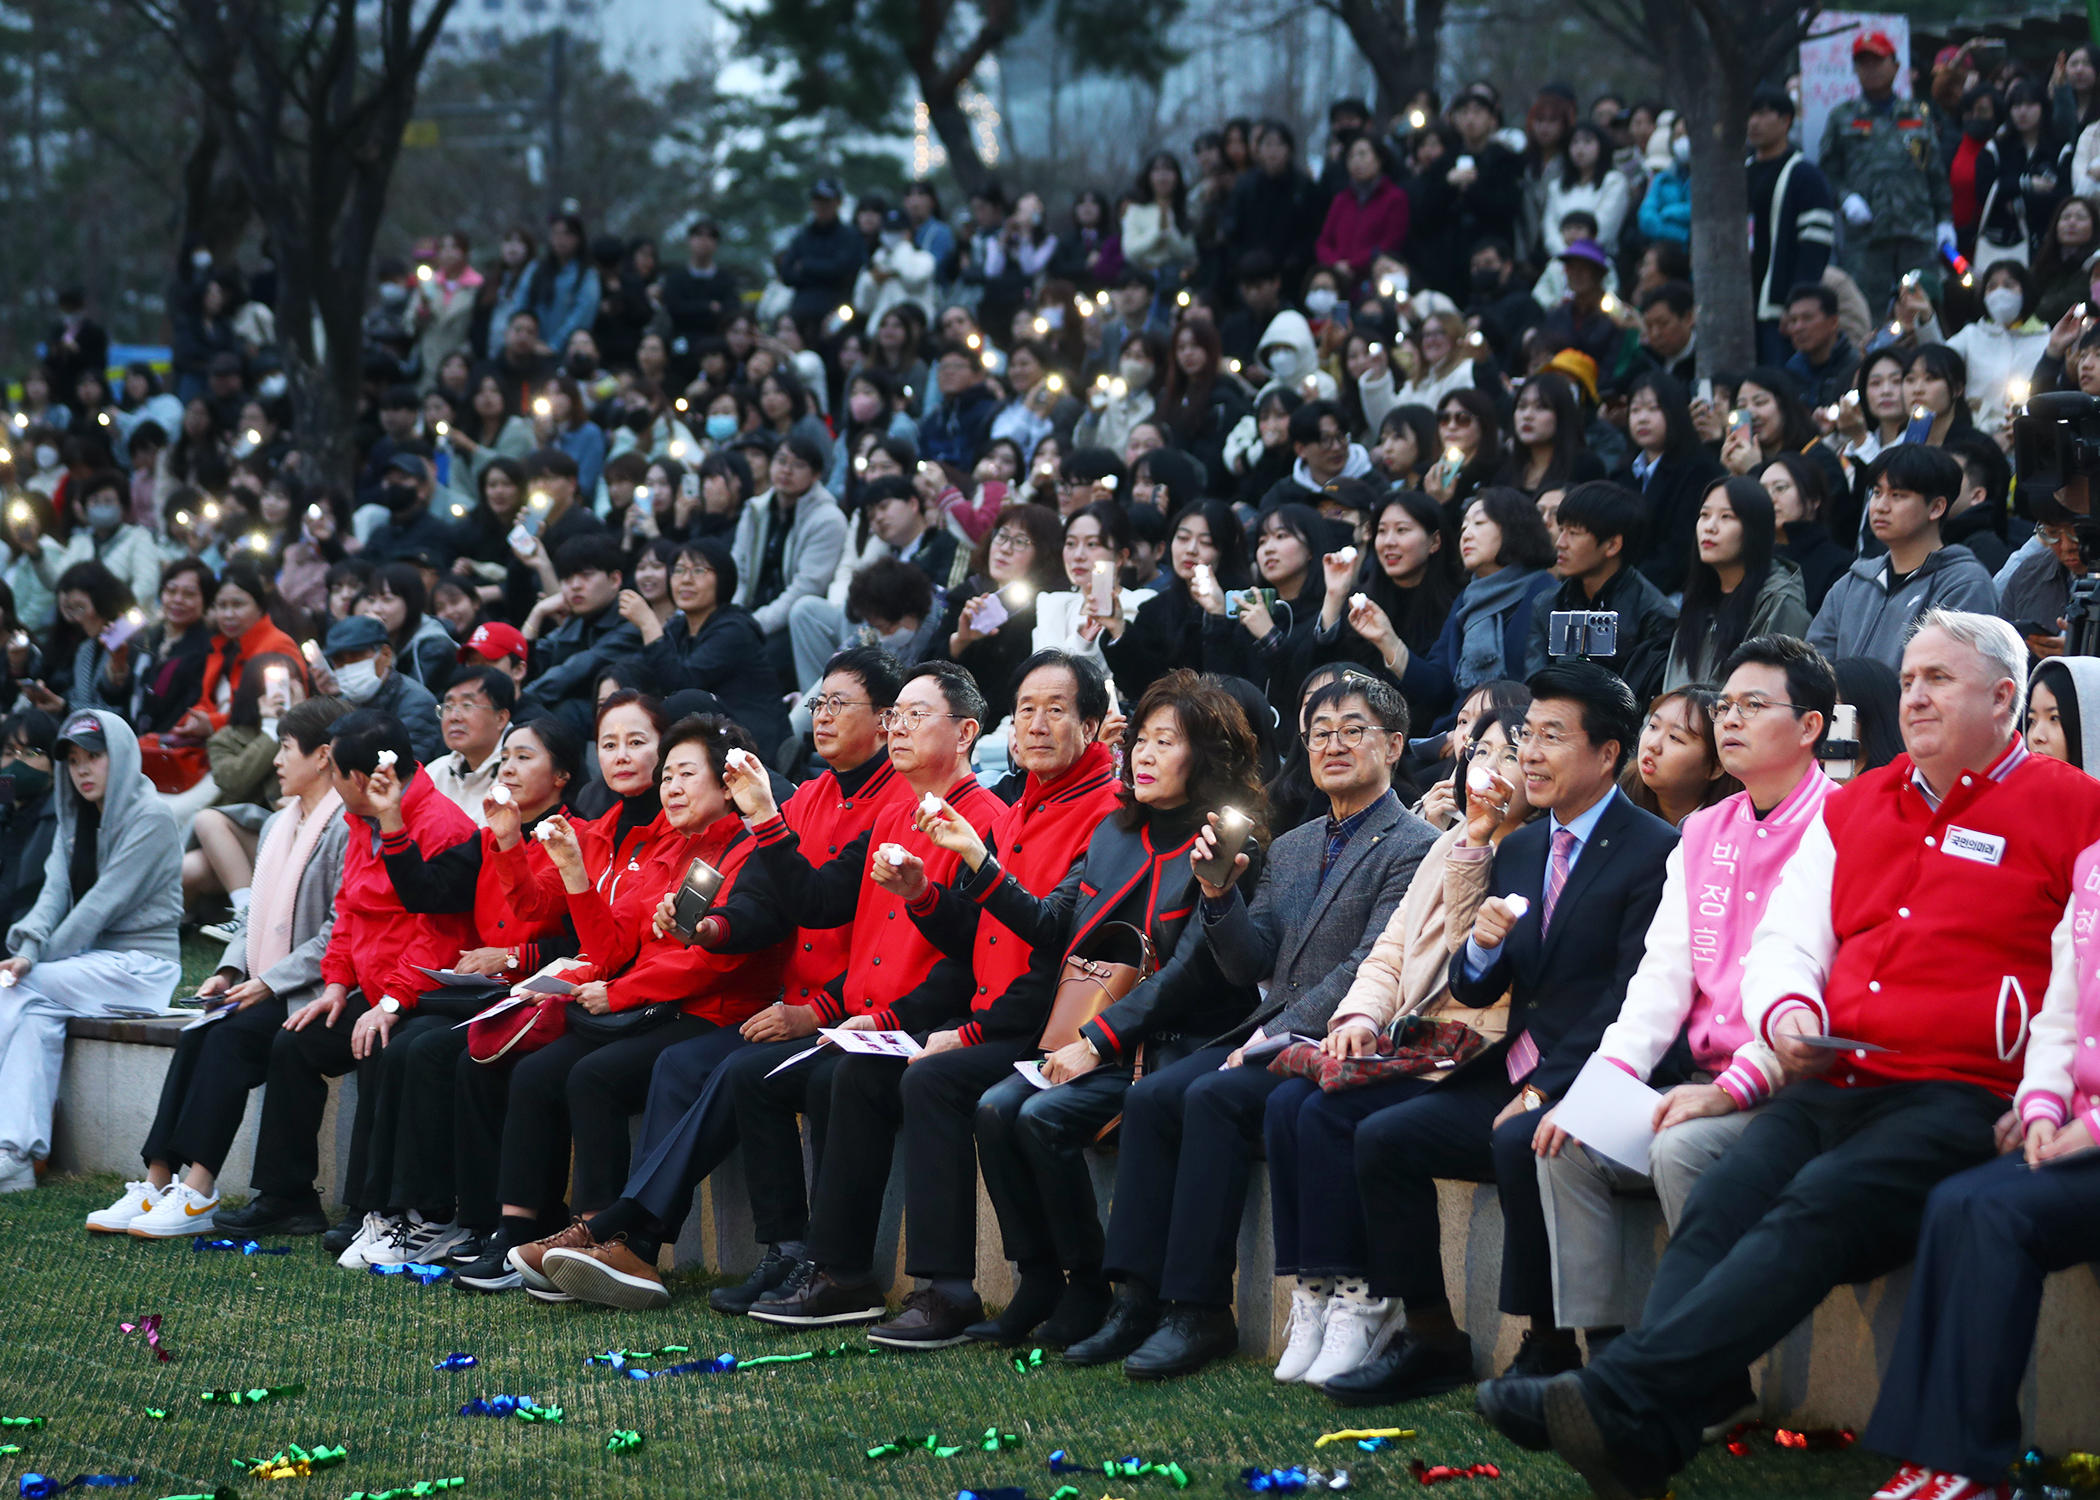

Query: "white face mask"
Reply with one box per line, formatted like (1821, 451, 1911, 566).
(333, 659, 382, 704)
(258, 372, 288, 401)
(1304, 287, 1339, 317)
(1984, 286, 2025, 325)
(1671, 135, 1690, 165)
(1119, 356, 1155, 389)
(33, 444, 58, 470)
(1265, 347, 1299, 380)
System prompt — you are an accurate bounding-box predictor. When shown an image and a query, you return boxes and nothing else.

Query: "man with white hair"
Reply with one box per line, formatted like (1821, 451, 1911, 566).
(1477, 609, 2100, 1500)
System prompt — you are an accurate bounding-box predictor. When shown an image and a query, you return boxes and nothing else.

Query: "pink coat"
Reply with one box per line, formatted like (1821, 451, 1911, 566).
(1315, 177, 1410, 276)
(2020, 838, 2100, 1140)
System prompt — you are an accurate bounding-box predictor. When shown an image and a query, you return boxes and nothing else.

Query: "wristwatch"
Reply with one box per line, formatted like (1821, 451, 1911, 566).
(1520, 1084, 1548, 1112)
(378, 994, 402, 1015)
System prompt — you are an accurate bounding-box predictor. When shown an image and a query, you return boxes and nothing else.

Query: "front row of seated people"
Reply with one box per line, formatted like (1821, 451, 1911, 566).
(47, 612, 2100, 1500)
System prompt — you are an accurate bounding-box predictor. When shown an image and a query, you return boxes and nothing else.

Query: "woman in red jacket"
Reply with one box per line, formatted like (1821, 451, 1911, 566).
(465, 713, 795, 1298)
(185, 562, 305, 737)
(1316, 136, 1411, 298)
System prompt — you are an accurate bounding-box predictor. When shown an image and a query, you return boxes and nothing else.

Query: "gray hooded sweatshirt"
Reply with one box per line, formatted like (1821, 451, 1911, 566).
(1805, 543, 1999, 673)
(2030, 656, 2100, 774)
(5, 708, 182, 967)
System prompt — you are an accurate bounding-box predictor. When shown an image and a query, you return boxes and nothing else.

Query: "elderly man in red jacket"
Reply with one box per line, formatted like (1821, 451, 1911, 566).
(1478, 609, 2100, 1500)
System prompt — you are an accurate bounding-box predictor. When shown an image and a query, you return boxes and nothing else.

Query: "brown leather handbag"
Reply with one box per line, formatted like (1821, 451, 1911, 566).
(1042, 921, 1157, 1051)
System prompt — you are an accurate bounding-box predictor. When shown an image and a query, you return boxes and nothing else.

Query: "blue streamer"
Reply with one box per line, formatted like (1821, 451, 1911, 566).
(625, 1354, 738, 1381)
(19, 1479, 140, 1499)
(189, 1237, 291, 1256)
(369, 1262, 450, 1285)
(433, 1353, 478, 1371)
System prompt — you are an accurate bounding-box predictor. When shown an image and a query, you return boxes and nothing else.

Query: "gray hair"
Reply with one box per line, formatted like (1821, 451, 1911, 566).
(1907, 608, 2027, 723)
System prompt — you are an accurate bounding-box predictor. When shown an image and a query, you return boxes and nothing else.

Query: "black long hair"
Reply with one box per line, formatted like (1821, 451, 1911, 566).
(1673, 477, 1777, 675)
(1625, 369, 1703, 461)
(1165, 499, 1251, 598)
(1495, 369, 1587, 495)
(1358, 489, 1462, 654)
(1737, 365, 1819, 451)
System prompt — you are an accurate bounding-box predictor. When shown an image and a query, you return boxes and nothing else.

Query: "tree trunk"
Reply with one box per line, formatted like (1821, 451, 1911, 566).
(923, 87, 994, 195)
(1326, 0, 1444, 123)
(1673, 17, 1757, 373)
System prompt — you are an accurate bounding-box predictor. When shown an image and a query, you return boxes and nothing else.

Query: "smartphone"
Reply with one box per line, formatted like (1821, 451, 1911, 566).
(99, 613, 143, 652)
(508, 522, 536, 558)
(1224, 587, 1279, 619)
(1087, 558, 1116, 616)
(1726, 410, 1755, 447)
(1819, 702, 1861, 783)
(263, 663, 289, 698)
(518, 494, 551, 537)
(1902, 406, 1935, 444)
(1695, 378, 1713, 406)
(668, 856, 726, 944)
(8, 629, 27, 651)
(680, 472, 701, 500)
(1193, 806, 1254, 888)
(971, 590, 1011, 632)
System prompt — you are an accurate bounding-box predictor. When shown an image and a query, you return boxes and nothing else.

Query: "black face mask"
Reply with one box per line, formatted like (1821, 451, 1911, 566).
(567, 352, 598, 379)
(1963, 117, 1994, 140)
(1470, 267, 1503, 293)
(381, 481, 422, 513)
(0, 762, 49, 806)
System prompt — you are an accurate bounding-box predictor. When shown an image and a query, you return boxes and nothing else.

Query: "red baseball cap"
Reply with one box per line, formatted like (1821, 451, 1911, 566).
(1852, 29, 1897, 59)
(458, 621, 527, 664)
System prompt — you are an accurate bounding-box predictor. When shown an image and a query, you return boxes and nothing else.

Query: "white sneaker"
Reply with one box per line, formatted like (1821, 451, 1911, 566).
(0, 1150, 35, 1195)
(1302, 1294, 1392, 1384)
(88, 1181, 169, 1233)
(129, 1183, 220, 1238)
(1274, 1289, 1332, 1382)
(336, 1211, 399, 1269)
(364, 1213, 471, 1267)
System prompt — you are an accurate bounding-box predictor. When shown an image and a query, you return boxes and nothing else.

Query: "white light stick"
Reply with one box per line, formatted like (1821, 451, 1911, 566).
(489, 784, 512, 806)
(727, 747, 762, 777)
(0, 971, 13, 988)
(1337, 546, 1357, 564)
(920, 792, 945, 818)
(375, 750, 397, 771)
(1503, 895, 1531, 919)
(535, 821, 559, 843)
(1349, 591, 1370, 610)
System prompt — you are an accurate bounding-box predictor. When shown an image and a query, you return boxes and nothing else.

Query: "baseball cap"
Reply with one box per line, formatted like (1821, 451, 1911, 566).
(1556, 239, 1613, 270)
(459, 621, 528, 665)
(810, 178, 844, 201)
(385, 452, 434, 482)
(56, 712, 107, 756)
(324, 615, 389, 656)
(1852, 29, 1897, 59)
(1452, 84, 1501, 117)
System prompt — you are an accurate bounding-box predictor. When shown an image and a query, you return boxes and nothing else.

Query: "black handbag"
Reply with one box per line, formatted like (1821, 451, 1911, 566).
(563, 999, 683, 1040)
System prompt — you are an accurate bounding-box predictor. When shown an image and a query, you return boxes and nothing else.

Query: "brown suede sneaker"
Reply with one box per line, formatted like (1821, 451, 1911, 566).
(507, 1219, 596, 1293)
(543, 1237, 671, 1310)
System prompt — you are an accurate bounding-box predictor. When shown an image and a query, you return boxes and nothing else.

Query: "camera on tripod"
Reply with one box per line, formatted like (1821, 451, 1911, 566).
(2011, 390, 2100, 656)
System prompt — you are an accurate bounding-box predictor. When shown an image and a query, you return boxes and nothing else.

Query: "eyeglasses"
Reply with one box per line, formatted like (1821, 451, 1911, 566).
(2037, 523, 2079, 545)
(878, 706, 963, 732)
(1511, 724, 1576, 749)
(669, 563, 714, 580)
(1303, 723, 1377, 750)
(1438, 411, 1475, 427)
(439, 698, 491, 718)
(1314, 429, 1347, 447)
(805, 693, 872, 720)
(1706, 696, 1808, 723)
(990, 528, 1032, 548)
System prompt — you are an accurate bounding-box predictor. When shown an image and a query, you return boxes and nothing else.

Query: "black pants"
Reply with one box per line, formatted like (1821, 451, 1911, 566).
(141, 996, 288, 1177)
(1352, 1066, 1522, 1308)
(488, 1016, 716, 1214)
(451, 1045, 510, 1230)
(805, 1038, 1034, 1279)
(395, 1022, 470, 1223)
(1102, 1045, 1283, 1305)
(249, 995, 380, 1209)
(976, 1044, 1185, 1274)
(353, 1009, 461, 1212)
(730, 1041, 848, 1244)
(1580, 1079, 2003, 1478)
(1867, 1146, 2100, 1479)
(615, 1027, 758, 1233)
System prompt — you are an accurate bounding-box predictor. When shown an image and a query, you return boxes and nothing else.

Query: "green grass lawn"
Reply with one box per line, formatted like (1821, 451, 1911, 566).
(0, 1175, 1897, 1500)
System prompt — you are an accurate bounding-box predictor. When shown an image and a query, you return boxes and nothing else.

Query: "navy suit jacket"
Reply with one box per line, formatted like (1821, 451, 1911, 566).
(1447, 789, 1678, 1100)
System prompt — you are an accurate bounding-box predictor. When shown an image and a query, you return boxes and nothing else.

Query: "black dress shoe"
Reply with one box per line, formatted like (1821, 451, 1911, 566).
(870, 1287, 983, 1350)
(1503, 1328, 1584, 1379)
(320, 1217, 365, 1256)
(1320, 1330, 1474, 1407)
(1542, 1372, 1674, 1500)
(1061, 1285, 1160, 1366)
(1124, 1304, 1238, 1380)
(965, 1271, 1064, 1345)
(218, 1195, 329, 1237)
(709, 1246, 797, 1315)
(1035, 1275, 1114, 1347)
(1475, 1375, 1552, 1451)
(745, 1268, 887, 1326)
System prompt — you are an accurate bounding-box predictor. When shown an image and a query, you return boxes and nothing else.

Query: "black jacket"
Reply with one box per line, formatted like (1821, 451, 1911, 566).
(1448, 790, 1678, 1099)
(523, 600, 643, 721)
(639, 605, 792, 759)
(954, 809, 1262, 1059)
(1625, 450, 1728, 595)
(1774, 519, 1853, 614)
(776, 218, 865, 324)
(1941, 502, 2012, 576)
(0, 780, 56, 934)
(1525, 564, 1679, 703)
(1225, 167, 1323, 289)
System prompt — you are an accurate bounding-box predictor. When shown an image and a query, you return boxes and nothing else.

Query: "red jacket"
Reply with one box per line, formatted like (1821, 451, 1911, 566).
(378, 817, 572, 973)
(197, 615, 307, 730)
(890, 742, 1123, 1043)
(776, 755, 903, 1003)
(751, 771, 1005, 1020)
(1756, 743, 2100, 1095)
(320, 769, 479, 1009)
(490, 796, 668, 929)
(563, 812, 787, 1023)
(1315, 176, 1411, 278)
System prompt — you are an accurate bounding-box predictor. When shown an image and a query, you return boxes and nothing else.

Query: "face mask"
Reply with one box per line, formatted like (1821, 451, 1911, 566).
(1265, 348, 1299, 381)
(1671, 135, 1690, 165)
(0, 762, 50, 805)
(848, 392, 881, 423)
(333, 660, 382, 705)
(33, 445, 57, 470)
(1119, 357, 1155, 389)
(1470, 267, 1503, 293)
(258, 372, 288, 401)
(1984, 286, 2025, 325)
(1964, 117, 1994, 140)
(85, 499, 125, 530)
(566, 351, 597, 378)
(1304, 287, 1339, 317)
(381, 481, 421, 513)
(705, 413, 738, 441)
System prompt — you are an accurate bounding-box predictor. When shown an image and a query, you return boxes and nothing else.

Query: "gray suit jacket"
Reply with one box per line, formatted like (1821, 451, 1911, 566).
(212, 802, 349, 1005)
(1200, 788, 1437, 1046)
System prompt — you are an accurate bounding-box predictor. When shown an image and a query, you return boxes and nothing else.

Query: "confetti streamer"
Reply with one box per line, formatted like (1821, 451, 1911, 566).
(1313, 1429, 1413, 1450)
(432, 1355, 477, 1371)
(202, 1385, 304, 1407)
(233, 1443, 347, 1480)
(189, 1238, 291, 1256)
(604, 1431, 643, 1454)
(19, 1477, 139, 1498)
(980, 1429, 1020, 1452)
(0, 1419, 45, 1429)
(153, 1490, 238, 1500)
(866, 1435, 966, 1460)
(366, 1263, 449, 1286)
(340, 1480, 463, 1500)
(456, 1397, 560, 1423)
(1013, 1348, 1045, 1374)
(1243, 1468, 1352, 1494)
(1051, 1454, 1188, 1489)
(119, 1316, 170, 1363)
(957, 1490, 1031, 1500)
(1408, 1461, 1499, 1484)
(142, 1412, 168, 1422)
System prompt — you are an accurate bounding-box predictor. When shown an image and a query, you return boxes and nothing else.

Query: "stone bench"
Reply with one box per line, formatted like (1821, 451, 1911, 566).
(54, 1024, 2100, 1452)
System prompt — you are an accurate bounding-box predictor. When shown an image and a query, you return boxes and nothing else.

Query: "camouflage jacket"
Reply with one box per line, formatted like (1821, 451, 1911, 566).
(1819, 96, 1952, 243)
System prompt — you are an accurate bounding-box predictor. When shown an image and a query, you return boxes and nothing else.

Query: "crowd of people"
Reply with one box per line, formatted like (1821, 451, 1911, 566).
(1, 36, 2098, 1500)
